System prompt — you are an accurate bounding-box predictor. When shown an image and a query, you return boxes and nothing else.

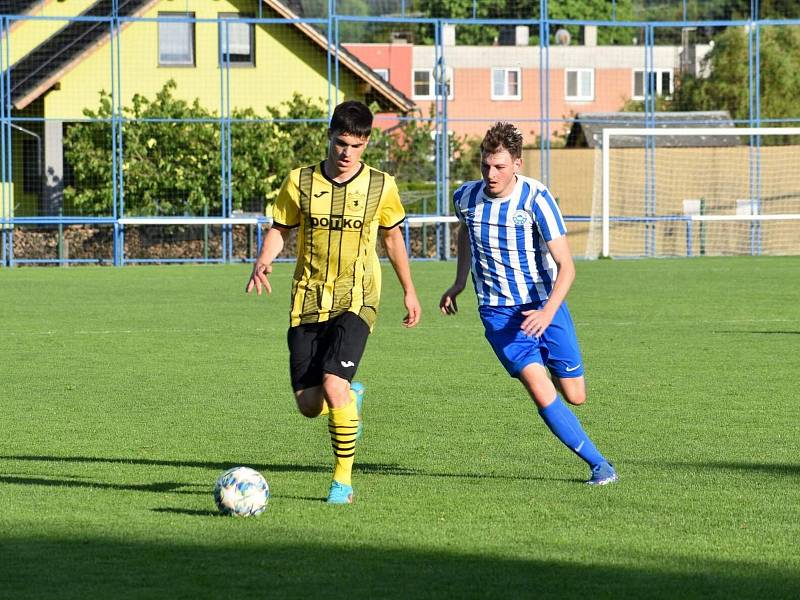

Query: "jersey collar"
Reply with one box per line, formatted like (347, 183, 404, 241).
(481, 174, 523, 203)
(319, 161, 366, 187)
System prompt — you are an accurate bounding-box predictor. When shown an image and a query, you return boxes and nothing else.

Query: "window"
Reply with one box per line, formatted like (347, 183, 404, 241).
(412, 67, 453, 100)
(219, 14, 255, 66)
(491, 67, 521, 100)
(632, 69, 673, 100)
(565, 68, 594, 101)
(373, 68, 389, 81)
(159, 13, 195, 66)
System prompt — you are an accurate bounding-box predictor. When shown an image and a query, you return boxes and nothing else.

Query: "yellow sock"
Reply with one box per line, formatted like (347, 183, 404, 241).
(318, 403, 329, 416)
(329, 397, 358, 486)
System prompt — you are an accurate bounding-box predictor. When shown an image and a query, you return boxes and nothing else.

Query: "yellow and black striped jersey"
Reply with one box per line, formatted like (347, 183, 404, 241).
(271, 161, 405, 329)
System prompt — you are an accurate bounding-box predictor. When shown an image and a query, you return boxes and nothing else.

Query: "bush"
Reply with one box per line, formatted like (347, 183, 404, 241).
(64, 82, 468, 216)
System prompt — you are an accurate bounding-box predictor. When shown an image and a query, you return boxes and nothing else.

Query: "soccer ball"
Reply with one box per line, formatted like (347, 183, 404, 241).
(213, 466, 270, 517)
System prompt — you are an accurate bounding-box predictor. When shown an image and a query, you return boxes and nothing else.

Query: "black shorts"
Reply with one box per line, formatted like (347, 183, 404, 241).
(287, 312, 370, 392)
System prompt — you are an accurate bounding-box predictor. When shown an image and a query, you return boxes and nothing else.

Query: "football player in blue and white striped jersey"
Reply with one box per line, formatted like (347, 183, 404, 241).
(440, 122, 617, 485)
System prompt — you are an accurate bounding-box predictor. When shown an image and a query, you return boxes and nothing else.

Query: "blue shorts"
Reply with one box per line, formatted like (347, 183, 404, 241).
(478, 302, 584, 379)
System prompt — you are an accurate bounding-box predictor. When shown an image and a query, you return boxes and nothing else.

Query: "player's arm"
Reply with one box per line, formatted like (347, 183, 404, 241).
(520, 236, 575, 337)
(439, 224, 471, 315)
(381, 225, 421, 328)
(246, 224, 292, 295)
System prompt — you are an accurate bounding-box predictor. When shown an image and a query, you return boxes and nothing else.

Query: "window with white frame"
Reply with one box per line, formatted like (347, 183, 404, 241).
(412, 67, 453, 100)
(491, 67, 521, 100)
(632, 69, 673, 99)
(219, 14, 255, 66)
(565, 68, 594, 101)
(373, 68, 389, 81)
(159, 13, 195, 66)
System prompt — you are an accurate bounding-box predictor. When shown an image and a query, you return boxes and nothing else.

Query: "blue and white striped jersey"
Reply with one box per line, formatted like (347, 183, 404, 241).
(453, 175, 566, 307)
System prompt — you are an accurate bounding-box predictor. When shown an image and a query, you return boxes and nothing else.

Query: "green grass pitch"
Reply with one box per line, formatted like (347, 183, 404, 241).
(1, 257, 799, 599)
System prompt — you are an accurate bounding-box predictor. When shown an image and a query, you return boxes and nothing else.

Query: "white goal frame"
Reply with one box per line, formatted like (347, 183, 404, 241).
(601, 127, 800, 258)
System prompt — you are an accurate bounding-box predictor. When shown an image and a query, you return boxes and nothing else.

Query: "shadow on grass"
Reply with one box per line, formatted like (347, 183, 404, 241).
(627, 459, 800, 477)
(0, 454, 567, 482)
(150, 508, 221, 517)
(2, 537, 798, 600)
(0, 475, 206, 495)
(714, 330, 800, 335)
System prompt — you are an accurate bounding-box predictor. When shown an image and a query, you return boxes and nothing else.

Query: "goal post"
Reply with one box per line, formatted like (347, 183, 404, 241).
(592, 127, 800, 259)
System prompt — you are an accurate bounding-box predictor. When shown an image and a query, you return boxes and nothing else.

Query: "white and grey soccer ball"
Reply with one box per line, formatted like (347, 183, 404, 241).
(213, 466, 269, 517)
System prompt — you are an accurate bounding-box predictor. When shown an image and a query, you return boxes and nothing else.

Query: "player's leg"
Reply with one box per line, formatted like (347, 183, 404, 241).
(540, 303, 587, 406)
(287, 323, 328, 417)
(350, 381, 366, 440)
(319, 313, 371, 504)
(553, 375, 586, 406)
(519, 363, 616, 484)
(518, 363, 607, 469)
(294, 387, 326, 417)
(481, 304, 615, 484)
(536, 304, 617, 484)
(321, 371, 358, 504)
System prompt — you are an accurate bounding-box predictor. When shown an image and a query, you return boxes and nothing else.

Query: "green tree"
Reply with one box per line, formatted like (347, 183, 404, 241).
(548, 0, 635, 46)
(63, 82, 450, 216)
(414, 0, 635, 46)
(64, 81, 222, 216)
(232, 93, 330, 210)
(64, 82, 305, 216)
(670, 26, 800, 123)
(298, 0, 373, 42)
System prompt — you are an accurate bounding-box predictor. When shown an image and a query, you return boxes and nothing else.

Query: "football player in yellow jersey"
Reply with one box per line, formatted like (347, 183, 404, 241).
(246, 101, 421, 504)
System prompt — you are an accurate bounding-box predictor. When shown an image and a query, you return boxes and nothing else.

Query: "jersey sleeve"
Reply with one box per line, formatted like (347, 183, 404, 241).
(378, 174, 405, 229)
(532, 186, 567, 241)
(452, 183, 468, 223)
(271, 172, 301, 228)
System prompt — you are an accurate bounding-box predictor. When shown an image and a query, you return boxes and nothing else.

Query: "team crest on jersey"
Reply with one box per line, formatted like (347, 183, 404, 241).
(347, 191, 366, 210)
(513, 210, 530, 226)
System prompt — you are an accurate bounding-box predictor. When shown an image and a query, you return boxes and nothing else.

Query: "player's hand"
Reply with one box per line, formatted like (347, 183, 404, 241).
(520, 307, 555, 338)
(402, 291, 421, 328)
(439, 285, 463, 315)
(246, 261, 273, 295)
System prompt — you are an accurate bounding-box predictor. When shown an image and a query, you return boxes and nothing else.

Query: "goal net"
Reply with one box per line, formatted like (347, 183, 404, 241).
(587, 127, 800, 258)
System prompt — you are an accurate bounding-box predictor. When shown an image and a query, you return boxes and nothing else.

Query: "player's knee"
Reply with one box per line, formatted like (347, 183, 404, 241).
(297, 403, 323, 418)
(294, 389, 325, 418)
(563, 389, 587, 406)
(321, 374, 349, 403)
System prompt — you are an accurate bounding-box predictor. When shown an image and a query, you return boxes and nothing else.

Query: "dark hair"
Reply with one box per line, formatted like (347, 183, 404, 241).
(329, 101, 373, 138)
(480, 122, 523, 159)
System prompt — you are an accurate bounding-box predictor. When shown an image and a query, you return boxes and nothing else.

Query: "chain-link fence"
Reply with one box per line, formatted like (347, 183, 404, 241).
(2, 1, 799, 264)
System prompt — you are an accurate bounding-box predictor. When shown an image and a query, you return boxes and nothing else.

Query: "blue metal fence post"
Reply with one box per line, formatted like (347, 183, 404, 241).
(326, 0, 334, 119)
(433, 19, 450, 260)
(438, 20, 451, 260)
(539, 0, 550, 185)
(644, 24, 657, 257)
(225, 18, 234, 262)
(333, 0, 340, 106)
(218, 16, 229, 263)
(117, 8, 125, 265)
(3, 15, 15, 267)
(753, 17, 762, 255)
(1, 15, 7, 268)
(111, 0, 122, 265)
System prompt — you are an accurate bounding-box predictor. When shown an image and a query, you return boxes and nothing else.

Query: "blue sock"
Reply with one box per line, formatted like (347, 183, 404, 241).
(538, 396, 606, 468)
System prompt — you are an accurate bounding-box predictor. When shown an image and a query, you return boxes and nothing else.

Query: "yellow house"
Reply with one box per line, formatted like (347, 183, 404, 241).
(5, 0, 413, 216)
